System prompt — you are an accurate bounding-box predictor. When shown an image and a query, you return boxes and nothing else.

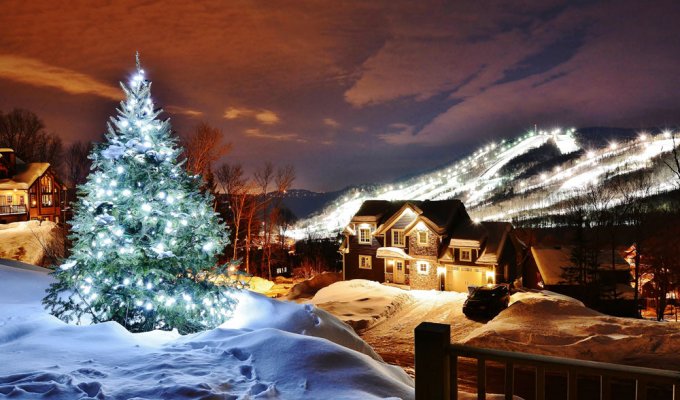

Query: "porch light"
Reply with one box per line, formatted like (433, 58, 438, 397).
(485, 270, 495, 284)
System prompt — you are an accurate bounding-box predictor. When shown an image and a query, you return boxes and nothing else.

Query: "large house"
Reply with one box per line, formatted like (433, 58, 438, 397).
(339, 199, 520, 292)
(0, 148, 67, 224)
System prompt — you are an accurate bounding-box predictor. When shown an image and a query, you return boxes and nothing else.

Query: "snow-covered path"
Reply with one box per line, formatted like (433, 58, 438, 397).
(359, 290, 479, 376)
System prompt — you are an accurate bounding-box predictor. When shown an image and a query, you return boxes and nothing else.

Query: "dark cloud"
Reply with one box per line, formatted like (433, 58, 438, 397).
(1, 0, 679, 191)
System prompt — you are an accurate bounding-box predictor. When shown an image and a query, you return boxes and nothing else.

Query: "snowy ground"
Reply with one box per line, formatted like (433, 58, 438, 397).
(0, 221, 63, 266)
(0, 261, 414, 399)
(314, 281, 680, 380)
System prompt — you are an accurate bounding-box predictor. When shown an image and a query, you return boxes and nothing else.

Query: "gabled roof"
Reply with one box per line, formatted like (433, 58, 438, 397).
(0, 162, 50, 190)
(450, 220, 487, 247)
(351, 199, 465, 235)
(351, 200, 400, 223)
(476, 222, 512, 264)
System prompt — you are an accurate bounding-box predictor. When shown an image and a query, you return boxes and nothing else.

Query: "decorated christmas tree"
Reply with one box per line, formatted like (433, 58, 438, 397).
(44, 55, 237, 333)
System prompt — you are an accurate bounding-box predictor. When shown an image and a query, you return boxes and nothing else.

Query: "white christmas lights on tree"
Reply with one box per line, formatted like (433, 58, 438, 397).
(44, 54, 240, 334)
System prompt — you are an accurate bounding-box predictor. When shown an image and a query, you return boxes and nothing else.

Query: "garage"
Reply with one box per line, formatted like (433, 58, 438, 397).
(445, 265, 487, 293)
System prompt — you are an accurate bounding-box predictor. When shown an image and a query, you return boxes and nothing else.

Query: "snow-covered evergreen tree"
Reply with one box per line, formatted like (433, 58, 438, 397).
(44, 56, 237, 333)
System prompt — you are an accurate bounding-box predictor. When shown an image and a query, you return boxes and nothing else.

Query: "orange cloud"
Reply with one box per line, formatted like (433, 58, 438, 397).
(225, 107, 280, 125)
(244, 128, 305, 143)
(0, 54, 120, 100)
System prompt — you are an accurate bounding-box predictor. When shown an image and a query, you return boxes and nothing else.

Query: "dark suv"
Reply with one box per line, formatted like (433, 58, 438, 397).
(462, 284, 510, 319)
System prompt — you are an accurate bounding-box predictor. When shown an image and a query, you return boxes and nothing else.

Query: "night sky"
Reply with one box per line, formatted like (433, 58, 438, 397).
(1, 1, 680, 191)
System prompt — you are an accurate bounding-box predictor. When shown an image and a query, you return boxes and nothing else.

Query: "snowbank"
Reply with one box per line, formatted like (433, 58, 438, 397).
(463, 290, 680, 370)
(0, 261, 414, 399)
(286, 271, 342, 300)
(245, 275, 276, 293)
(0, 220, 63, 266)
(311, 280, 414, 331)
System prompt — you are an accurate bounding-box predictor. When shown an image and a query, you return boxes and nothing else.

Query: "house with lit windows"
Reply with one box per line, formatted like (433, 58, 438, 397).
(0, 148, 67, 224)
(339, 199, 521, 292)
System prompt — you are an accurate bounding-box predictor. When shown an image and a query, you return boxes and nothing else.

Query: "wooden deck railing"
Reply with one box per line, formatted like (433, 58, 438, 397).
(0, 204, 27, 215)
(415, 322, 680, 400)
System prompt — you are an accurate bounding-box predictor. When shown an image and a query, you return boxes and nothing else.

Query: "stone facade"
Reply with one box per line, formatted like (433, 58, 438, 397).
(409, 259, 439, 290)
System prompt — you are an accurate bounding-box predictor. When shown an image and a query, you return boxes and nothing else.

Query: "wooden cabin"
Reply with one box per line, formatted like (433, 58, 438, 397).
(0, 148, 67, 224)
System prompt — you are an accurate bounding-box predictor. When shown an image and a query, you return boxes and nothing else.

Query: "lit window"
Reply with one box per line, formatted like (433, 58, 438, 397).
(460, 249, 472, 262)
(358, 228, 372, 244)
(359, 255, 372, 269)
(392, 229, 405, 247)
(417, 261, 429, 275)
(417, 231, 428, 245)
(6, 195, 12, 204)
(40, 176, 53, 207)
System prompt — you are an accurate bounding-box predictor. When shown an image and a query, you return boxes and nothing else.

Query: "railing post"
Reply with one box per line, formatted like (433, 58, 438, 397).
(415, 322, 451, 400)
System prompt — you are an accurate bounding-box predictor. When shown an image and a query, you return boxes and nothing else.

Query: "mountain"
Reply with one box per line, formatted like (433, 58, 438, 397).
(292, 127, 678, 238)
(280, 189, 345, 220)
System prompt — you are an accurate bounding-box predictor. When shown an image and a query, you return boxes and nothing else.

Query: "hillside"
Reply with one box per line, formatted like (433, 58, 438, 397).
(292, 127, 678, 238)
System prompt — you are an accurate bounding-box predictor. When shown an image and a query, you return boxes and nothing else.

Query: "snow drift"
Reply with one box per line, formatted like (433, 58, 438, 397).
(311, 280, 415, 332)
(463, 291, 680, 370)
(0, 220, 63, 266)
(0, 261, 414, 399)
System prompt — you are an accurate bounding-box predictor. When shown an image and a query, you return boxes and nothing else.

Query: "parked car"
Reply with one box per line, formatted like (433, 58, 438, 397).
(462, 284, 510, 318)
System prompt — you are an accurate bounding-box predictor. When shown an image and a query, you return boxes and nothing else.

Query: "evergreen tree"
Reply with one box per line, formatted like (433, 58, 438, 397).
(44, 56, 237, 333)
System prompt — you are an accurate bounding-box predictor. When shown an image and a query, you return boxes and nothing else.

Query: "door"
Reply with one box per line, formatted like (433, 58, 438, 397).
(446, 266, 485, 292)
(394, 260, 405, 283)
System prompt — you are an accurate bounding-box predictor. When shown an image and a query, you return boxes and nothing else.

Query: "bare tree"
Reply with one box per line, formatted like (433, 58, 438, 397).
(64, 141, 92, 187)
(254, 162, 274, 278)
(266, 165, 295, 278)
(643, 226, 680, 321)
(182, 122, 231, 180)
(0, 108, 63, 168)
(216, 163, 251, 261)
(614, 172, 654, 313)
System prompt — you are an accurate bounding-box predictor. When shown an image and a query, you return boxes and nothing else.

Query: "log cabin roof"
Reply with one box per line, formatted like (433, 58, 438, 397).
(0, 162, 50, 190)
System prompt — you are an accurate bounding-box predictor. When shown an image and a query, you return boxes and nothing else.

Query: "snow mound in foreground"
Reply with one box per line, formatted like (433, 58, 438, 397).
(464, 291, 680, 370)
(0, 220, 63, 266)
(311, 280, 414, 331)
(0, 261, 414, 399)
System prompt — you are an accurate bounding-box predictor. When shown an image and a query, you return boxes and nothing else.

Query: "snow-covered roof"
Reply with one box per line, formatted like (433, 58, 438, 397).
(376, 247, 415, 260)
(476, 222, 512, 265)
(531, 246, 630, 286)
(0, 148, 14, 153)
(0, 162, 50, 190)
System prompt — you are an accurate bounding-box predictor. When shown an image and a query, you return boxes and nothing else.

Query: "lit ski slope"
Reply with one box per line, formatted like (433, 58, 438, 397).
(292, 129, 677, 238)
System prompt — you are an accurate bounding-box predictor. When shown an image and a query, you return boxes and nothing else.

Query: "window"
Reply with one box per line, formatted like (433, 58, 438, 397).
(40, 176, 53, 207)
(359, 255, 372, 269)
(392, 229, 405, 247)
(19, 196, 24, 205)
(417, 261, 429, 275)
(29, 186, 37, 208)
(358, 227, 372, 244)
(460, 249, 472, 261)
(417, 231, 428, 245)
(6, 195, 12, 204)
